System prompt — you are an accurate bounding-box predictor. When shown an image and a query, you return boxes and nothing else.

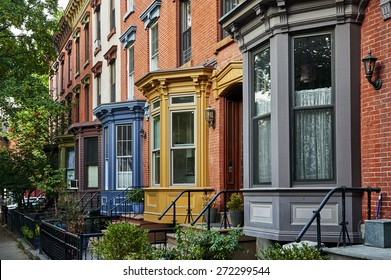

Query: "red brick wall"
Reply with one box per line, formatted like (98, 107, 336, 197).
(361, 0, 391, 220)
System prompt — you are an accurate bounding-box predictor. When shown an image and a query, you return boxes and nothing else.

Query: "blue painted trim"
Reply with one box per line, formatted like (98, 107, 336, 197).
(94, 101, 146, 190)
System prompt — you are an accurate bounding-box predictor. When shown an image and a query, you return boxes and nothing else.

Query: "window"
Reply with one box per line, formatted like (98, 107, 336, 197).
(85, 137, 98, 188)
(110, 61, 116, 102)
(85, 23, 90, 62)
(95, 9, 101, 47)
(150, 22, 158, 71)
(116, 125, 132, 189)
(221, 0, 238, 38)
(104, 127, 109, 190)
(96, 75, 101, 106)
(60, 59, 65, 92)
(67, 47, 72, 84)
(66, 148, 75, 188)
(110, 0, 115, 31)
(85, 84, 90, 121)
(171, 110, 195, 185)
(152, 114, 160, 185)
(75, 38, 80, 75)
(293, 33, 334, 181)
(128, 45, 134, 99)
(180, 0, 191, 64)
(253, 47, 271, 184)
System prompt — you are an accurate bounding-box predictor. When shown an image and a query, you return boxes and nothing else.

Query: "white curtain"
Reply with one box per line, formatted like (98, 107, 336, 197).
(294, 88, 333, 180)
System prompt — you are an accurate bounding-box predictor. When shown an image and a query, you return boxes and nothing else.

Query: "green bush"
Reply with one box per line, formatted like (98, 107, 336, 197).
(257, 242, 329, 260)
(158, 226, 243, 260)
(127, 188, 144, 203)
(91, 222, 154, 260)
(227, 193, 243, 211)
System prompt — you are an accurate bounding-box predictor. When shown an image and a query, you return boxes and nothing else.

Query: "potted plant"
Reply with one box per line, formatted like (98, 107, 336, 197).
(128, 188, 144, 214)
(202, 193, 218, 223)
(226, 193, 244, 227)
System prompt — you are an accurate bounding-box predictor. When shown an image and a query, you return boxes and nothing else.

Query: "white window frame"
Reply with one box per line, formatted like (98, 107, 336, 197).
(128, 44, 135, 100)
(170, 109, 196, 186)
(116, 124, 133, 190)
(149, 21, 158, 71)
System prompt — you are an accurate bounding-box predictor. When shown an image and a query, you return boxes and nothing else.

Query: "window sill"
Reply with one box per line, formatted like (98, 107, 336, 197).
(107, 27, 116, 41)
(215, 36, 234, 54)
(74, 71, 80, 79)
(94, 45, 101, 56)
(83, 59, 89, 69)
(123, 9, 134, 21)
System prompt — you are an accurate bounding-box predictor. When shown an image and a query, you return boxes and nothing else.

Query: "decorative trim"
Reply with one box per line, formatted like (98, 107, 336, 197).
(72, 27, 81, 39)
(103, 45, 118, 65)
(91, 61, 102, 77)
(81, 74, 90, 87)
(119, 26, 137, 49)
(90, 0, 101, 12)
(140, 0, 161, 29)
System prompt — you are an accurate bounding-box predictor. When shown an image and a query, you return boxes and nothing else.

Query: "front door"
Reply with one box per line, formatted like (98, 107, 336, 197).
(225, 89, 243, 191)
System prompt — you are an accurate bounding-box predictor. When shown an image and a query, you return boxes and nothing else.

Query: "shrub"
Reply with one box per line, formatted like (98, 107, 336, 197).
(127, 188, 144, 203)
(158, 226, 243, 260)
(257, 242, 329, 260)
(227, 193, 243, 211)
(91, 222, 153, 260)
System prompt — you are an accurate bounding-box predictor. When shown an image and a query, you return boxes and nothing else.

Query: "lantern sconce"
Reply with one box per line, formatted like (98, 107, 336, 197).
(205, 106, 215, 129)
(362, 51, 382, 90)
(140, 128, 147, 139)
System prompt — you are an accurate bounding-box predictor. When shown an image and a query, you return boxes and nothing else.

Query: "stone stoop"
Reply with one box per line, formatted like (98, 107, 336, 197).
(323, 219, 391, 260)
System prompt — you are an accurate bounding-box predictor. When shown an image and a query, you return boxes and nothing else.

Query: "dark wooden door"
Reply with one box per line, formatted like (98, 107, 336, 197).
(225, 92, 242, 191)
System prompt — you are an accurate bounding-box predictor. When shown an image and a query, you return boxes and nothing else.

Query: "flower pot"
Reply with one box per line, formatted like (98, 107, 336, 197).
(204, 207, 218, 223)
(229, 210, 243, 227)
(132, 202, 144, 214)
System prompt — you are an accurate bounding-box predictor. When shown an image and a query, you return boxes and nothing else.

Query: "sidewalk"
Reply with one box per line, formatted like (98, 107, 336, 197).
(0, 224, 48, 260)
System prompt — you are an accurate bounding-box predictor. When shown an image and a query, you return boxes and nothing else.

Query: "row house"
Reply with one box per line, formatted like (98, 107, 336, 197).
(220, 0, 391, 246)
(51, 0, 391, 251)
(51, 0, 99, 196)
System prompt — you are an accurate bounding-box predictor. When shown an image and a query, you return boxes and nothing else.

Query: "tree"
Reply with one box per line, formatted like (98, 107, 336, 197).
(0, 0, 67, 207)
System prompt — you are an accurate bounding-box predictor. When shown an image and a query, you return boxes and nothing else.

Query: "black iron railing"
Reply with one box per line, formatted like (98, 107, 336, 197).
(295, 186, 381, 248)
(158, 189, 215, 226)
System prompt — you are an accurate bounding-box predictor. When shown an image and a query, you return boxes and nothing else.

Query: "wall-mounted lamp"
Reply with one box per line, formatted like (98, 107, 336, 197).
(205, 106, 215, 129)
(362, 51, 382, 90)
(140, 128, 147, 139)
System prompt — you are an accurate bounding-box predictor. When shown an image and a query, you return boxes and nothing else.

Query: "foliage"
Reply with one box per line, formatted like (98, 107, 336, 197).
(127, 188, 144, 203)
(91, 222, 154, 260)
(0, 1, 67, 207)
(21, 226, 34, 240)
(227, 193, 243, 211)
(257, 242, 329, 260)
(53, 192, 84, 233)
(158, 226, 243, 260)
(201, 192, 217, 208)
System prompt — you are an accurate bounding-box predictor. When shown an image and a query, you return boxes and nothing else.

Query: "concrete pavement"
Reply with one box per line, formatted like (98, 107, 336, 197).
(0, 224, 31, 260)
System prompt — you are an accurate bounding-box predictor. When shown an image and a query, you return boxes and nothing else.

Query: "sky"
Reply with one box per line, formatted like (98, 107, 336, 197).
(58, 0, 69, 10)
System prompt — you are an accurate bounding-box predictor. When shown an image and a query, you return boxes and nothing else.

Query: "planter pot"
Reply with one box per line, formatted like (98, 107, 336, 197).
(204, 207, 218, 223)
(34, 237, 40, 250)
(132, 202, 144, 214)
(229, 210, 243, 227)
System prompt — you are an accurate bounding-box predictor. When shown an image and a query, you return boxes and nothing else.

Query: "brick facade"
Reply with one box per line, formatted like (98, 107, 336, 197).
(361, 0, 391, 220)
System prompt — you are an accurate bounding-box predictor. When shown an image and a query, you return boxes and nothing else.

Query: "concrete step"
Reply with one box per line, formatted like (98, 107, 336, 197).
(323, 245, 391, 260)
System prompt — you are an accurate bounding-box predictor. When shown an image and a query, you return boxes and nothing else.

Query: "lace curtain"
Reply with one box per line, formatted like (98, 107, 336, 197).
(294, 88, 333, 180)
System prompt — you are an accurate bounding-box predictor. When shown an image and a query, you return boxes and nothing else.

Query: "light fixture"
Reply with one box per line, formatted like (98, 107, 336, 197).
(362, 51, 382, 90)
(140, 128, 147, 139)
(205, 106, 215, 129)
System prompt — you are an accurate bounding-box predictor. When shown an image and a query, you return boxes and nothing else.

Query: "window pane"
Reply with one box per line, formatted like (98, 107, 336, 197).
(172, 148, 195, 184)
(294, 34, 332, 106)
(153, 151, 160, 185)
(117, 125, 132, 188)
(171, 95, 194, 104)
(172, 111, 194, 146)
(153, 115, 160, 149)
(87, 166, 98, 188)
(254, 117, 271, 183)
(295, 109, 333, 180)
(253, 47, 271, 184)
(254, 48, 271, 116)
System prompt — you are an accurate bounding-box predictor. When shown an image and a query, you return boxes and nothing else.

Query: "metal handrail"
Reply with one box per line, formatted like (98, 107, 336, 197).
(295, 186, 381, 248)
(158, 189, 215, 226)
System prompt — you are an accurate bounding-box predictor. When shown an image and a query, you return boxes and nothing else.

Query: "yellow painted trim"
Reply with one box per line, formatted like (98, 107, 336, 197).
(212, 61, 243, 99)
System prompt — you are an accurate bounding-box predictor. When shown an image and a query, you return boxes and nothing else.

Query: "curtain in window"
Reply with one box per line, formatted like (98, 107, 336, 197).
(294, 88, 333, 180)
